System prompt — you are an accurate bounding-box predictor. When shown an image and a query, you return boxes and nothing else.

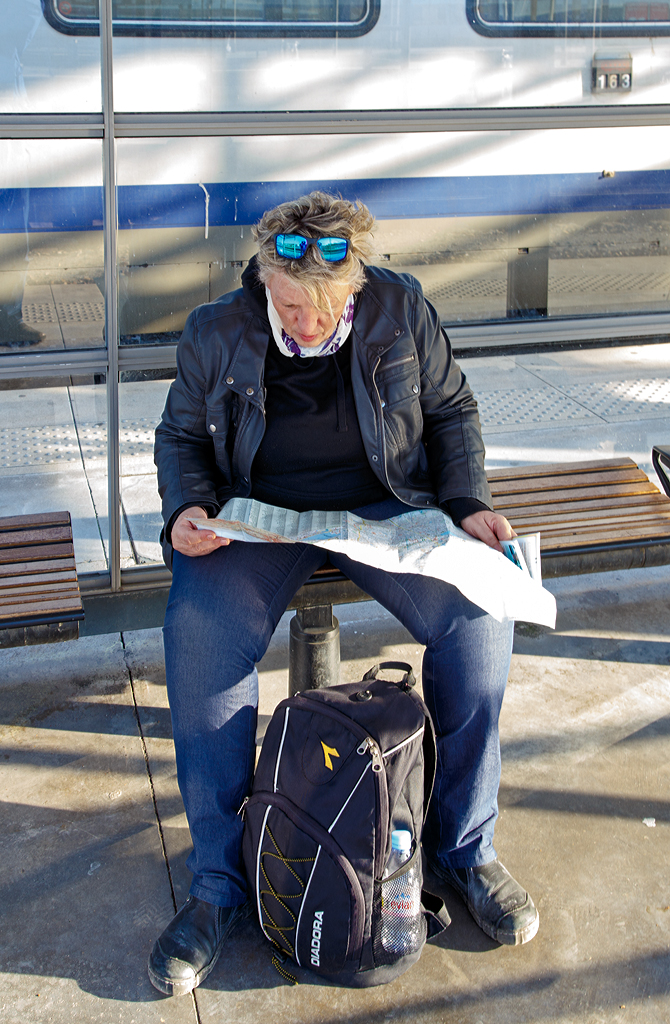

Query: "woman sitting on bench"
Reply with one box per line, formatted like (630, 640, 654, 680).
(150, 190, 539, 997)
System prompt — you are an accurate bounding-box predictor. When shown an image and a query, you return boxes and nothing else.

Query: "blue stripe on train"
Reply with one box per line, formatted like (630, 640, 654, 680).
(1, 170, 669, 232)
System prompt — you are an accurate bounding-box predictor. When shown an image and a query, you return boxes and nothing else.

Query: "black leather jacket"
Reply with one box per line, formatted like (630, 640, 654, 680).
(155, 261, 492, 563)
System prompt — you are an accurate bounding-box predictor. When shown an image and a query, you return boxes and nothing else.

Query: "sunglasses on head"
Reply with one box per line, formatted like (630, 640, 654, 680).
(275, 234, 349, 262)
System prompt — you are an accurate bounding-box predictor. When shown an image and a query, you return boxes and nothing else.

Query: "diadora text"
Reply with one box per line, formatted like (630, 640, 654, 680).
(311, 910, 324, 966)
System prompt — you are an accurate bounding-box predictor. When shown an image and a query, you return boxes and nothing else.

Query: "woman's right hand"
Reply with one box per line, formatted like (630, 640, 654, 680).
(171, 506, 231, 557)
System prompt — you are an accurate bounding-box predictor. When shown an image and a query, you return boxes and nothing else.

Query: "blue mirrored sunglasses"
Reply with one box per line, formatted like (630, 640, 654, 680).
(275, 234, 349, 262)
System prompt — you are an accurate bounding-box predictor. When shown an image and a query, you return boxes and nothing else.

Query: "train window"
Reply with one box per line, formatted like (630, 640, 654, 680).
(42, 0, 379, 37)
(469, 0, 670, 35)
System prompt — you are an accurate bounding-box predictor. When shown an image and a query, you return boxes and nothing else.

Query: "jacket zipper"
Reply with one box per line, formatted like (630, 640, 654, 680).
(231, 392, 265, 494)
(370, 350, 403, 505)
(380, 353, 415, 372)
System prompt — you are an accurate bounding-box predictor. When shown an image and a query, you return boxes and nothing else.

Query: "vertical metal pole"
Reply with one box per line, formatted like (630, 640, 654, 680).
(288, 607, 340, 695)
(100, 0, 121, 591)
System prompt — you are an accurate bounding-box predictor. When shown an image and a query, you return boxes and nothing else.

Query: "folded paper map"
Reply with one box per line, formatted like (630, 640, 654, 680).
(188, 497, 556, 628)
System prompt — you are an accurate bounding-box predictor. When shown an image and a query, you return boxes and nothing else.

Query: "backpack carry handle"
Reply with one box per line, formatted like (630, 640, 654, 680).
(363, 661, 416, 690)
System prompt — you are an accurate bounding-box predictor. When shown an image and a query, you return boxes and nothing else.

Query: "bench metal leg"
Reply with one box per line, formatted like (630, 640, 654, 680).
(288, 604, 340, 696)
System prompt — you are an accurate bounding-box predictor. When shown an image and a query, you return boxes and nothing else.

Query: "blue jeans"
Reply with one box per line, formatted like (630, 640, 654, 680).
(163, 498, 514, 907)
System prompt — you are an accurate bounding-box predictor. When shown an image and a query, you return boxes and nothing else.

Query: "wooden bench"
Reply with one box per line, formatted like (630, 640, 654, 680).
(287, 455, 670, 693)
(0, 512, 84, 648)
(489, 455, 670, 576)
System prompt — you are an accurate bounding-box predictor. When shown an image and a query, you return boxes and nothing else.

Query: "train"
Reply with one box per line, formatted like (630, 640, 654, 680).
(1, 0, 669, 345)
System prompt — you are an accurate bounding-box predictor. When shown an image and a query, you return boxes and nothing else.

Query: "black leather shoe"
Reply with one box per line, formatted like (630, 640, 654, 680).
(148, 895, 252, 996)
(428, 858, 539, 946)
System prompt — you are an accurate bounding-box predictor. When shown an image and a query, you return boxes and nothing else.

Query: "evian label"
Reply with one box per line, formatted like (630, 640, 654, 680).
(310, 910, 324, 966)
(383, 894, 416, 913)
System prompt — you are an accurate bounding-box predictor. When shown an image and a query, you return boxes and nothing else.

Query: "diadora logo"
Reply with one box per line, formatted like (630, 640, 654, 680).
(311, 910, 324, 966)
(320, 741, 340, 771)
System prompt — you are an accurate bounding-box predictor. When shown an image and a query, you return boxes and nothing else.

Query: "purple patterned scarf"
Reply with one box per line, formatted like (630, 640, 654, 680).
(266, 287, 355, 358)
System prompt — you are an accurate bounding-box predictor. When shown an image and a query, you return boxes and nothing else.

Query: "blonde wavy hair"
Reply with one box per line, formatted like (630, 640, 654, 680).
(252, 191, 378, 312)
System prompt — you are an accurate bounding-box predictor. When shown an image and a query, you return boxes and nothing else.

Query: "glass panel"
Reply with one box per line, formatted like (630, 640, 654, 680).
(119, 371, 175, 566)
(1, 0, 101, 113)
(117, 129, 670, 338)
(0, 376, 109, 573)
(0, 140, 105, 354)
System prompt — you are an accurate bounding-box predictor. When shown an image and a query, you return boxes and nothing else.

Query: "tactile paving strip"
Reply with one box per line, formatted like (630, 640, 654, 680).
(0, 420, 155, 468)
(22, 303, 59, 324)
(422, 269, 670, 304)
(476, 387, 599, 429)
(551, 272, 670, 296)
(55, 301, 105, 323)
(477, 378, 670, 431)
(426, 279, 505, 301)
(561, 378, 670, 420)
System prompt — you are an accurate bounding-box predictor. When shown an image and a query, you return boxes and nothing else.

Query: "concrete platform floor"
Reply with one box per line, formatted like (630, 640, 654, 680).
(2, 561, 670, 1023)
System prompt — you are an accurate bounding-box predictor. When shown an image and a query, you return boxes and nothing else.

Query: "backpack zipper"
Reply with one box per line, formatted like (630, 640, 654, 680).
(356, 736, 383, 772)
(291, 693, 389, 879)
(382, 726, 425, 759)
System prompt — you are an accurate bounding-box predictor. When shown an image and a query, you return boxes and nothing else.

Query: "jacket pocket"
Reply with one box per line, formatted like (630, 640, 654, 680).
(377, 359, 420, 412)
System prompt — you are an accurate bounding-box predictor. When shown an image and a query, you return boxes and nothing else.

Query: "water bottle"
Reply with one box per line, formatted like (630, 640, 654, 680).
(380, 829, 422, 954)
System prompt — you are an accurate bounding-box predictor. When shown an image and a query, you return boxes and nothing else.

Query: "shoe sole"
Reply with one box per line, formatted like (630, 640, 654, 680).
(147, 900, 253, 997)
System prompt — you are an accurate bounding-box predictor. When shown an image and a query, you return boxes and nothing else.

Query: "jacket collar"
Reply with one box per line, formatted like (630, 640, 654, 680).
(351, 268, 406, 356)
(220, 259, 269, 405)
(230, 261, 406, 394)
(242, 259, 405, 350)
(241, 257, 269, 326)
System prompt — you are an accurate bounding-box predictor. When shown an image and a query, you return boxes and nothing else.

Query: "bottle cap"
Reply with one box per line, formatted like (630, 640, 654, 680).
(391, 829, 412, 852)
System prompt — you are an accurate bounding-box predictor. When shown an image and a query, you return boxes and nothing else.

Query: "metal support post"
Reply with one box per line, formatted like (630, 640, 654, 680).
(100, 0, 121, 591)
(288, 604, 340, 696)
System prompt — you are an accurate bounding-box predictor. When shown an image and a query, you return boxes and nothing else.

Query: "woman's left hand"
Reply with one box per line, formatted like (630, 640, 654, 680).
(459, 510, 515, 552)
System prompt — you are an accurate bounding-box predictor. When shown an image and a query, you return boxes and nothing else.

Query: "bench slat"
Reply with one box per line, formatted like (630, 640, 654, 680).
(489, 468, 655, 498)
(0, 580, 81, 598)
(492, 481, 660, 509)
(0, 542, 74, 565)
(541, 524, 670, 550)
(507, 502, 670, 524)
(0, 511, 71, 531)
(501, 494, 668, 517)
(0, 589, 82, 610)
(486, 457, 638, 481)
(0, 596, 84, 619)
(0, 526, 74, 549)
(0, 570, 77, 589)
(494, 492, 669, 519)
(0, 557, 76, 578)
(537, 515, 670, 538)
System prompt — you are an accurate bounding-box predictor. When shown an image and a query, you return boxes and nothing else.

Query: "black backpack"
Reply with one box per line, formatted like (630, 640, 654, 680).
(242, 662, 450, 987)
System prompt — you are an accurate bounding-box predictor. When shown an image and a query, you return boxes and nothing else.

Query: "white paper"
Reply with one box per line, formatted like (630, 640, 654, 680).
(189, 500, 557, 628)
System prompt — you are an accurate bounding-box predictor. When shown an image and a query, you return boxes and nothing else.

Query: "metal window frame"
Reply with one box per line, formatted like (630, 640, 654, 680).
(466, 0, 670, 37)
(2, 33, 670, 597)
(42, 0, 380, 38)
(467, 1, 670, 37)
